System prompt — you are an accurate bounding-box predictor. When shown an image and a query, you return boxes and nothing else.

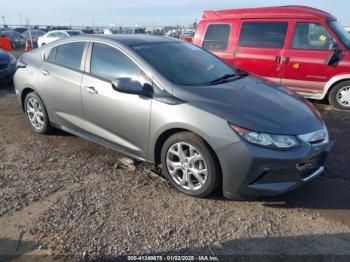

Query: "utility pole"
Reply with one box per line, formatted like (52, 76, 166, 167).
(1, 16, 5, 26)
(92, 17, 95, 28)
(19, 12, 23, 26)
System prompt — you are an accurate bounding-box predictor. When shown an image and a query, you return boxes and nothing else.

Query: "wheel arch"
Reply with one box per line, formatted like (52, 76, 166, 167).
(153, 128, 222, 179)
(21, 87, 36, 111)
(323, 74, 350, 99)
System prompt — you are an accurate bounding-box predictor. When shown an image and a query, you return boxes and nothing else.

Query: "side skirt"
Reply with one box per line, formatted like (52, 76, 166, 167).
(50, 122, 151, 163)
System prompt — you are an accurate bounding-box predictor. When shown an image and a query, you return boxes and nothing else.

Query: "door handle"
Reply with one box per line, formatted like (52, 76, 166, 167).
(84, 85, 98, 94)
(275, 56, 281, 64)
(39, 69, 49, 76)
(284, 57, 290, 64)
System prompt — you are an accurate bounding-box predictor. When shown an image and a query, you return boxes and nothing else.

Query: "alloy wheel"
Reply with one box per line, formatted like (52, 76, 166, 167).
(166, 142, 208, 191)
(26, 97, 45, 130)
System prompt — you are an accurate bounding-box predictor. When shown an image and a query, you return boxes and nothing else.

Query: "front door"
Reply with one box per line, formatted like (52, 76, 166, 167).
(281, 20, 336, 96)
(233, 20, 290, 85)
(81, 42, 152, 159)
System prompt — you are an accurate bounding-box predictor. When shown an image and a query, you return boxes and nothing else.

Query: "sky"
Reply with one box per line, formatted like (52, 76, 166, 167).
(1, 0, 350, 27)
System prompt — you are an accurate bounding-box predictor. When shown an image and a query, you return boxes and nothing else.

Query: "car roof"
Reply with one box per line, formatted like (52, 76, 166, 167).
(202, 5, 336, 20)
(71, 34, 177, 46)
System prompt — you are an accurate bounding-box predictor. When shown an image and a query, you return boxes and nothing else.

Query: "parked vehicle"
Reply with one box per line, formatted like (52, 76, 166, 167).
(193, 5, 350, 110)
(14, 27, 28, 34)
(0, 30, 25, 49)
(0, 49, 16, 82)
(22, 30, 46, 48)
(14, 35, 331, 199)
(38, 30, 84, 47)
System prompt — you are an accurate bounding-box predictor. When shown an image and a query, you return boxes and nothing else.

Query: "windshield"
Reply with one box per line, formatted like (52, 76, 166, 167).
(131, 42, 236, 86)
(328, 20, 350, 49)
(68, 31, 83, 36)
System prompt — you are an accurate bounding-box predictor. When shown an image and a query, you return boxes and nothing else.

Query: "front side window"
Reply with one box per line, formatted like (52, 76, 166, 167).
(239, 22, 288, 48)
(202, 24, 230, 51)
(55, 42, 85, 70)
(90, 43, 141, 81)
(57, 32, 67, 37)
(292, 22, 334, 50)
(131, 42, 235, 86)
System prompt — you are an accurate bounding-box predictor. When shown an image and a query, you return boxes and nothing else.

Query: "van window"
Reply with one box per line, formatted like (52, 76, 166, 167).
(292, 22, 334, 50)
(202, 24, 230, 51)
(239, 22, 288, 48)
(55, 42, 85, 70)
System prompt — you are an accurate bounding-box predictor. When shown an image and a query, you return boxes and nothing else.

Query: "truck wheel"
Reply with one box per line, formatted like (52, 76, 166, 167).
(329, 81, 350, 110)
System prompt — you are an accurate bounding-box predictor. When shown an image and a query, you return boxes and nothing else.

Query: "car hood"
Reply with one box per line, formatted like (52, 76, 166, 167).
(173, 76, 324, 135)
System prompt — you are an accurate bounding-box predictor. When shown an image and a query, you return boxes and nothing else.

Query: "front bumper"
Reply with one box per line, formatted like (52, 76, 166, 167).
(215, 138, 332, 198)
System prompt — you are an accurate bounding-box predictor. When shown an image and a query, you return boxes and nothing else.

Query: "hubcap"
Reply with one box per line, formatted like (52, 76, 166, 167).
(337, 86, 350, 107)
(26, 97, 45, 130)
(166, 142, 208, 191)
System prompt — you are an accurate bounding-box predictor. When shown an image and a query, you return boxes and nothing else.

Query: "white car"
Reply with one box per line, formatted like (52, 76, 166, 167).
(37, 30, 84, 47)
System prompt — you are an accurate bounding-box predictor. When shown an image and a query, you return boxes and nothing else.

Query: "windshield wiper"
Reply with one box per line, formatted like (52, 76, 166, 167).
(209, 72, 247, 85)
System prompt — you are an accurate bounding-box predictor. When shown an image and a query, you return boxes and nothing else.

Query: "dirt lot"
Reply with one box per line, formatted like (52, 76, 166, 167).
(1, 82, 350, 260)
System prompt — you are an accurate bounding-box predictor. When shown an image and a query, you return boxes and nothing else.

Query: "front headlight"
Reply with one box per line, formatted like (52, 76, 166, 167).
(9, 54, 17, 66)
(230, 124, 299, 150)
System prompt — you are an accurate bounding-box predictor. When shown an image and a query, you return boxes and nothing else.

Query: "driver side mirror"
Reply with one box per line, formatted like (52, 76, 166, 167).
(327, 41, 343, 66)
(112, 78, 153, 97)
(331, 40, 339, 51)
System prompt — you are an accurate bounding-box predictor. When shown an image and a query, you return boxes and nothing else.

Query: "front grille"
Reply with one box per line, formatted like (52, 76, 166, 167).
(296, 152, 327, 179)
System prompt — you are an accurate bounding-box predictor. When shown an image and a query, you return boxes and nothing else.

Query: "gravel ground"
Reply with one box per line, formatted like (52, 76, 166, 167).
(0, 83, 350, 260)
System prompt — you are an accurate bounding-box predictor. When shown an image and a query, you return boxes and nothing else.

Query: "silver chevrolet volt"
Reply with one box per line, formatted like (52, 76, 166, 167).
(14, 35, 332, 199)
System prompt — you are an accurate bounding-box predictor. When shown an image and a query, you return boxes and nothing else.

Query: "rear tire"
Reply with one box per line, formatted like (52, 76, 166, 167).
(24, 92, 52, 134)
(161, 132, 220, 198)
(329, 81, 350, 110)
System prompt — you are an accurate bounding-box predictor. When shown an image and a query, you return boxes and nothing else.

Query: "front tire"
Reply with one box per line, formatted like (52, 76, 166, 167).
(329, 81, 350, 110)
(24, 92, 52, 134)
(161, 132, 220, 197)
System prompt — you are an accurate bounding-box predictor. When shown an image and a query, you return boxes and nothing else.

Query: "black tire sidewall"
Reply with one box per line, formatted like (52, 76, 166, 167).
(161, 132, 219, 197)
(24, 92, 50, 134)
(329, 81, 350, 110)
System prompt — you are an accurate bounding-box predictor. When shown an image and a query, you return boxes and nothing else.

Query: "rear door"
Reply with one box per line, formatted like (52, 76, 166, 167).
(37, 41, 87, 129)
(281, 20, 337, 95)
(233, 20, 290, 84)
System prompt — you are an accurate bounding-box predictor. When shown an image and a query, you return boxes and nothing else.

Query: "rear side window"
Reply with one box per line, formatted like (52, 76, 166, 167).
(90, 43, 141, 81)
(292, 22, 334, 50)
(202, 24, 230, 51)
(239, 22, 288, 48)
(55, 42, 85, 70)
